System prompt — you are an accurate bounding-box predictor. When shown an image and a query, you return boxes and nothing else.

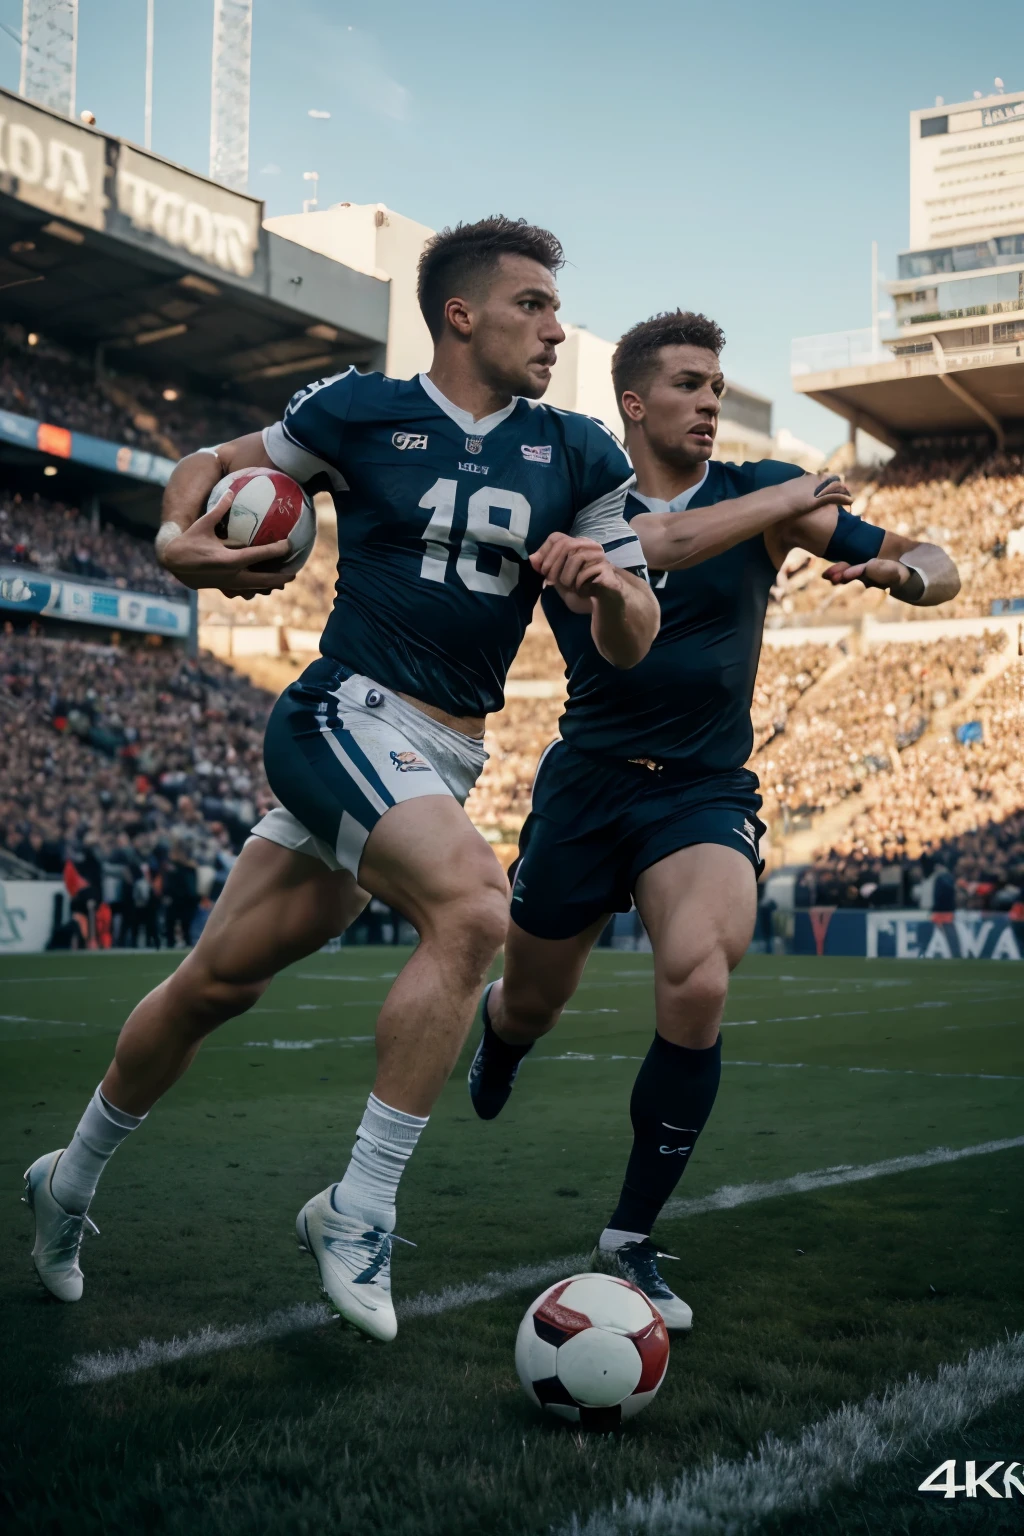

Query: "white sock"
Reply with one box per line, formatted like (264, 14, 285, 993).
(332, 1093, 428, 1232)
(599, 1227, 648, 1253)
(51, 1086, 146, 1215)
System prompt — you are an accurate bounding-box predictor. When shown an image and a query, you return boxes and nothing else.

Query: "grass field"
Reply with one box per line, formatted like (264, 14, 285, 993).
(2, 948, 1023, 1535)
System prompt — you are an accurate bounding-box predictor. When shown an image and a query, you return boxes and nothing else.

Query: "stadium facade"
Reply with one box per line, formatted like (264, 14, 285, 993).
(792, 89, 1024, 447)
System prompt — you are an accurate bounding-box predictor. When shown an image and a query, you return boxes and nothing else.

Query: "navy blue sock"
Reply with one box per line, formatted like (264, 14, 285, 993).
(607, 1033, 722, 1235)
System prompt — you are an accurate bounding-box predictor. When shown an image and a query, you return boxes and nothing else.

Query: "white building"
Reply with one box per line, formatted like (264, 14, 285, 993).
(266, 202, 789, 459)
(791, 90, 1024, 449)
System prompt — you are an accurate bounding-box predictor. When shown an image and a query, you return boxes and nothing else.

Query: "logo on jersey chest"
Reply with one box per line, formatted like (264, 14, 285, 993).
(393, 431, 428, 450)
(464, 435, 484, 455)
(458, 460, 489, 475)
(521, 444, 552, 464)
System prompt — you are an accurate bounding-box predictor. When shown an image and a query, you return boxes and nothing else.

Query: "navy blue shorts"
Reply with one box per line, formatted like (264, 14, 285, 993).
(510, 743, 766, 941)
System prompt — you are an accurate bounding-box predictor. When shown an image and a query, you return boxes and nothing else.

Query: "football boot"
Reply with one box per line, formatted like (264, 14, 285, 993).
(296, 1185, 407, 1342)
(23, 1149, 99, 1302)
(589, 1238, 693, 1330)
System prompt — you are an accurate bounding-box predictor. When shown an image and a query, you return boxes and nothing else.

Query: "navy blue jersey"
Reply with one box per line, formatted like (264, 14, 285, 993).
(543, 458, 804, 773)
(263, 369, 641, 717)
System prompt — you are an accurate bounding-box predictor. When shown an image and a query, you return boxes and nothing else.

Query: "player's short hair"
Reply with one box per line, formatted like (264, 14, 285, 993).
(612, 311, 726, 410)
(417, 215, 565, 340)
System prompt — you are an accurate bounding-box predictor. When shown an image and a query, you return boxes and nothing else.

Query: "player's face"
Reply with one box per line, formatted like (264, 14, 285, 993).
(635, 346, 725, 466)
(469, 255, 566, 399)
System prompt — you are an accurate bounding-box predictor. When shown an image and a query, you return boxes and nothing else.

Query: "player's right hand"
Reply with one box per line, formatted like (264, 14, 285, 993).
(157, 489, 297, 597)
(776, 472, 854, 518)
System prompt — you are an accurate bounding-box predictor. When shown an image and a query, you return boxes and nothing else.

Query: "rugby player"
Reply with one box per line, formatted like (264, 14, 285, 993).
(470, 310, 960, 1329)
(23, 234, 851, 1342)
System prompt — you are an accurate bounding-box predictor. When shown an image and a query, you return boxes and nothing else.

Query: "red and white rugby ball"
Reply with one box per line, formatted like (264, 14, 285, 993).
(515, 1273, 670, 1429)
(208, 467, 316, 575)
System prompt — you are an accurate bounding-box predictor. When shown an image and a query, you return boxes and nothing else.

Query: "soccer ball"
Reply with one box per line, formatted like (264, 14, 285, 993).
(208, 467, 316, 575)
(515, 1273, 670, 1429)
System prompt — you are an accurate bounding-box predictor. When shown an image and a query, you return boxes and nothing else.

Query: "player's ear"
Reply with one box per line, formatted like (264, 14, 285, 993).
(444, 295, 473, 338)
(620, 390, 645, 424)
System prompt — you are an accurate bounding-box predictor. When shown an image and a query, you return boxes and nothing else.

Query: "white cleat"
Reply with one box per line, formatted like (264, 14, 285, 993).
(589, 1239, 694, 1331)
(295, 1186, 403, 1342)
(23, 1150, 99, 1303)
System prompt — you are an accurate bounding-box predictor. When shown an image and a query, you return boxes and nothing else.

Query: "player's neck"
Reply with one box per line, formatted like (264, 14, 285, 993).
(628, 438, 708, 503)
(425, 357, 514, 422)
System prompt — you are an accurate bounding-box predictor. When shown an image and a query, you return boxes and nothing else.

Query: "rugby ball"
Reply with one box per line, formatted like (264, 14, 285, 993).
(515, 1273, 669, 1429)
(208, 467, 316, 575)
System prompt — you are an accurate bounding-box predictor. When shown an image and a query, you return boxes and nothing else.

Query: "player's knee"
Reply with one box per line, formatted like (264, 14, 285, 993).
(502, 966, 574, 1028)
(659, 948, 730, 1029)
(426, 879, 509, 974)
(169, 961, 268, 1029)
(460, 885, 511, 965)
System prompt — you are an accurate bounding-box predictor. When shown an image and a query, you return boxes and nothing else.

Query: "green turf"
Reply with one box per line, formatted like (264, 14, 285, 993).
(1, 950, 1022, 1535)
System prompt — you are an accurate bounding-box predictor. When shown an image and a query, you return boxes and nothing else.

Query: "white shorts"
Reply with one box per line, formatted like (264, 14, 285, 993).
(252, 662, 488, 879)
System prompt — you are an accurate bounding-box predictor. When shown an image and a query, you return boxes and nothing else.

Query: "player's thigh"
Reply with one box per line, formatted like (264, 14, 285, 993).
(182, 836, 369, 988)
(634, 842, 758, 985)
(502, 913, 610, 1017)
(359, 796, 510, 948)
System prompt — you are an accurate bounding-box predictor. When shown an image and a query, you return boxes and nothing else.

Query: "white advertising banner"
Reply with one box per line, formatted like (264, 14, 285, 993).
(0, 880, 64, 953)
(114, 144, 262, 281)
(0, 92, 106, 230)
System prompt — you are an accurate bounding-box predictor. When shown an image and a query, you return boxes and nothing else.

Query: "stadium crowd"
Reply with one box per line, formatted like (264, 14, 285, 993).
(1, 332, 263, 460)
(0, 632, 275, 947)
(771, 440, 1024, 620)
(754, 634, 1006, 820)
(811, 659, 1023, 911)
(1, 492, 181, 599)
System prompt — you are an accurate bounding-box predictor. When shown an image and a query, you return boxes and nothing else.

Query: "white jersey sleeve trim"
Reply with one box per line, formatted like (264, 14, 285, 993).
(571, 476, 646, 571)
(262, 422, 348, 494)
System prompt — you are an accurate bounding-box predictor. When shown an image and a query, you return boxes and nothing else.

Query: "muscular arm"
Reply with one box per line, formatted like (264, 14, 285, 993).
(765, 504, 961, 607)
(587, 568, 661, 668)
(530, 535, 660, 668)
(630, 473, 853, 572)
(156, 432, 298, 596)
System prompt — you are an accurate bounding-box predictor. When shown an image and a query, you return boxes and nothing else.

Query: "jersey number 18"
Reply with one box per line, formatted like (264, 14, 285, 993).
(419, 477, 530, 597)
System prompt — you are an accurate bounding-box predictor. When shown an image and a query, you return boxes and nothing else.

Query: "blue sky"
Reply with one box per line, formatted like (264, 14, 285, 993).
(2, 0, 1023, 450)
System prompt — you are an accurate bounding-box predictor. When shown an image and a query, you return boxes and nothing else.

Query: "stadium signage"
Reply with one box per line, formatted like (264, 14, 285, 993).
(0, 88, 265, 288)
(113, 146, 262, 281)
(0, 408, 175, 486)
(0, 92, 106, 230)
(0, 879, 64, 953)
(794, 907, 1022, 961)
(0, 566, 191, 639)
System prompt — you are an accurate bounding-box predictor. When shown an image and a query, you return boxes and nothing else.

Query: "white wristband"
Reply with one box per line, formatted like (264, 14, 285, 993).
(897, 544, 960, 607)
(155, 521, 185, 562)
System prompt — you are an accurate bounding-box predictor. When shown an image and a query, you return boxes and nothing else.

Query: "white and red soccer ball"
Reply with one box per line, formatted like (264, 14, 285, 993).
(208, 467, 316, 575)
(515, 1272, 670, 1429)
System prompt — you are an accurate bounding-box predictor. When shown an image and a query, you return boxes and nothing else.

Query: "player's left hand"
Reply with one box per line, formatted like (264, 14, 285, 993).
(530, 533, 626, 610)
(822, 557, 914, 593)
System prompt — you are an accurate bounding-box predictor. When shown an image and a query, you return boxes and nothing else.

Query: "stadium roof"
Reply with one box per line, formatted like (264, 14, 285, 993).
(0, 88, 389, 408)
(792, 337, 1024, 450)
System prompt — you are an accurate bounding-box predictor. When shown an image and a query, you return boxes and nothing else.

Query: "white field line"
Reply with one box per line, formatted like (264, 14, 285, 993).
(64, 1137, 1024, 1387)
(0, 1014, 89, 1027)
(661, 1136, 1024, 1218)
(563, 1332, 1024, 1536)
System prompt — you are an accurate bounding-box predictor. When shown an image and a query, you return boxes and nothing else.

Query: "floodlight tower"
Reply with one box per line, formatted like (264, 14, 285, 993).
(209, 0, 252, 191)
(19, 0, 78, 117)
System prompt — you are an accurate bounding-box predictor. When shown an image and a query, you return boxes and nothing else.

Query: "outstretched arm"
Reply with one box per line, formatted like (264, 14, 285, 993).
(765, 503, 961, 607)
(630, 473, 853, 572)
(530, 534, 660, 668)
(155, 433, 297, 598)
